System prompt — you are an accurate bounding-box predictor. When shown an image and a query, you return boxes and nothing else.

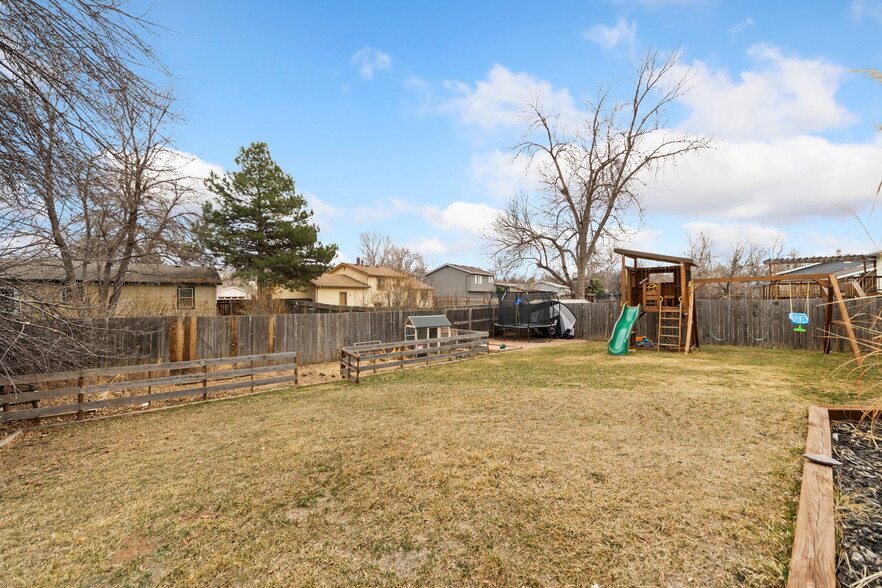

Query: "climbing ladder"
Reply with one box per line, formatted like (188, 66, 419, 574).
(657, 307, 683, 352)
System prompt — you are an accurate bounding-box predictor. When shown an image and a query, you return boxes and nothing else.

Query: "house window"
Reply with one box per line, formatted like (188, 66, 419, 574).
(0, 287, 19, 315)
(377, 278, 386, 290)
(177, 287, 195, 309)
(475, 275, 483, 284)
(489, 276, 494, 284)
(339, 291, 348, 305)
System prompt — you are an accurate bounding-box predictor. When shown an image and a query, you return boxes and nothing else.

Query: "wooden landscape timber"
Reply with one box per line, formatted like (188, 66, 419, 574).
(788, 405, 876, 588)
(0, 352, 299, 424)
(340, 330, 489, 383)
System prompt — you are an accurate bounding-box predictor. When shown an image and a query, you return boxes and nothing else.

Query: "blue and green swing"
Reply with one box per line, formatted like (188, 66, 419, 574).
(787, 281, 810, 333)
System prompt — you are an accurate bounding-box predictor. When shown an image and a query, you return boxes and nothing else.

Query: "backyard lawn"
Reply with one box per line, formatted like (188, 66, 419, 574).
(0, 343, 863, 587)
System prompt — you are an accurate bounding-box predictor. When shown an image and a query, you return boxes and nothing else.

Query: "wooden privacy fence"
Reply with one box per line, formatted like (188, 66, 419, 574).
(565, 297, 882, 353)
(24, 298, 881, 375)
(128, 306, 497, 367)
(0, 352, 299, 424)
(340, 330, 490, 383)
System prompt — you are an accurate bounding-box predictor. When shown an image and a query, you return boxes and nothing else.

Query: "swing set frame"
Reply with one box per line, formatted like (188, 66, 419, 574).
(684, 273, 863, 366)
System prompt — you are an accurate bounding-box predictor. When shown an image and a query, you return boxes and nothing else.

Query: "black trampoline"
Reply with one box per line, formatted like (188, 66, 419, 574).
(494, 291, 557, 340)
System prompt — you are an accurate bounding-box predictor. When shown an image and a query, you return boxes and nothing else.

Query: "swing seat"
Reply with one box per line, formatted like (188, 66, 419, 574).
(788, 312, 809, 325)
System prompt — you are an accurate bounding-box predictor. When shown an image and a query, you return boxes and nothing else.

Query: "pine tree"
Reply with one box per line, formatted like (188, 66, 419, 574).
(195, 143, 337, 298)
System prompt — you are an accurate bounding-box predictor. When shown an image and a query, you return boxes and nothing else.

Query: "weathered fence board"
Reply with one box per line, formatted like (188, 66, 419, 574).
(0, 352, 299, 424)
(340, 330, 490, 383)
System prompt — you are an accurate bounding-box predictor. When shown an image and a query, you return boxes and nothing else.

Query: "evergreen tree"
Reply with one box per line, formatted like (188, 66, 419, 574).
(195, 143, 337, 297)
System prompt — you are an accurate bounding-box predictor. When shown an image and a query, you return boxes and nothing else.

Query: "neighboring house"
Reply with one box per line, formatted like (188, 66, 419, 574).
(0, 260, 221, 316)
(533, 280, 571, 296)
(216, 285, 253, 300)
(276, 263, 434, 307)
(766, 251, 881, 298)
(424, 264, 496, 305)
(495, 281, 529, 294)
(216, 284, 254, 316)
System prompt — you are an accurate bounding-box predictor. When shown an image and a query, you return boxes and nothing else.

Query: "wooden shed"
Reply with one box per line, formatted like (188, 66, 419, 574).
(404, 315, 453, 341)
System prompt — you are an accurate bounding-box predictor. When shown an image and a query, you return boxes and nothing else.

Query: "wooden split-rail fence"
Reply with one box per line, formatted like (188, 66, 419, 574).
(0, 352, 299, 425)
(340, 330, 490, 383)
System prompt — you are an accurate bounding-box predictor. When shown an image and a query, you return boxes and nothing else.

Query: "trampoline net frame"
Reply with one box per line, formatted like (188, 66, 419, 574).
(495, 291, 558, 328)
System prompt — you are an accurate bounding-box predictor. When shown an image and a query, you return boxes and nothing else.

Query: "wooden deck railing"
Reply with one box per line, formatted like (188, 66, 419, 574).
(0, 351, 298, 424)
(340, 330, 489, 383)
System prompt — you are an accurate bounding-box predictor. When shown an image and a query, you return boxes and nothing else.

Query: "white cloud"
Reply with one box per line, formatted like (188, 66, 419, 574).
(468, 150, 535, 200)
(583, 18, 637, 51)
(727, 16, 754, 37)
(352, 197, 418, 224)
(682, 221, 787, 251)
(618, 228, 663, 252)
(652, 135, 882, 222)
(409, 236, 452, 257)
(851, 0, 882, 25)
(804, 231, 879, 255)
(422, 201, 499, 236)
(305, 193, 342, 236)
(149, 149, 225, 214)
(676, 44, 855, 140)
(443, 65, 582, 133)
(351, 47, 392, 80)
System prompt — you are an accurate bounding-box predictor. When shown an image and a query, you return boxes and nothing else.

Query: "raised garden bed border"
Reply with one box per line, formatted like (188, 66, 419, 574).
(788, 404, 874, 587)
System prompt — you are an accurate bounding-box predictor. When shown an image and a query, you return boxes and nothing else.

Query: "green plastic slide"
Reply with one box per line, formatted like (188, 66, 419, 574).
(608, 304, 641, 355)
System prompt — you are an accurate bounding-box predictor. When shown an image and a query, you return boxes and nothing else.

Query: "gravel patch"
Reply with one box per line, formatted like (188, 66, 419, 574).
(833, 420, 882, 587)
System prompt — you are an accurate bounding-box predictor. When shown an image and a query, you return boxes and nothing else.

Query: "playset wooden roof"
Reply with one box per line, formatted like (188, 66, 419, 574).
(613, 248, 696, 267)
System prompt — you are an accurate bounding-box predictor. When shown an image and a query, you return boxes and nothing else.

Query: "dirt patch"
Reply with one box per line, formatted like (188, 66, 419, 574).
(107, 535, 155, 565)
(488, 336, 586, 352)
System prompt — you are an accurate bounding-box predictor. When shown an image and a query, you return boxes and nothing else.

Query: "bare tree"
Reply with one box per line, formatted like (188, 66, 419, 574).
(0, 1, 191, 376)
(487, 50, 712, 298)
(358, 230, 427, 278)
(685, 229, 789, 297)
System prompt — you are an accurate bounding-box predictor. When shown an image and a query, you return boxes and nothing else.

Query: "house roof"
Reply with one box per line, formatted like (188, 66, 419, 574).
(614, 248, 696, 267)
(311, 274, 370, 289)
(405, 315, 452, 328)
(334, 263, 405, 277)
(534, 280, 569, 290)
(217, 285, 254, 298)
(766, 253, 879, 265)
(3, 259, 222, 285)
(426, 263, 494, 276)
(776, 260, 870, 277)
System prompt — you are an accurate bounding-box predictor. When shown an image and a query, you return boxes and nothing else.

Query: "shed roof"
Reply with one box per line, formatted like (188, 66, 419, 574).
(405, 315, 452, 328)
(614, 248, 696, 266)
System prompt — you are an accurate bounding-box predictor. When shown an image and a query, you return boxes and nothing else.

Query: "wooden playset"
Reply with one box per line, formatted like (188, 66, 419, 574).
(612, 248, 863, 365)
(615, 248, 697, 352)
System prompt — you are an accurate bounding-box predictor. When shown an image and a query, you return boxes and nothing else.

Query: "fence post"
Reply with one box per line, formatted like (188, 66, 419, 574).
(169, 317, 178, 363)
(268, 315, 275, 354)
(188, 316, 198, 361)
(202, 363, 208, 400)
(231, 315, 239, 357)
(75, 375, 84, 420)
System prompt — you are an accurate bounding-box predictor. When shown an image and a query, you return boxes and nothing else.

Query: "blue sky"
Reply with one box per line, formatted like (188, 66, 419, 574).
(140, 0, 882, 272)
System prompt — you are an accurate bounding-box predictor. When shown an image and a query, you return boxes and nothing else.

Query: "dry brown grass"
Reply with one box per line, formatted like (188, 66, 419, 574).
(0, 343, 861, 587)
